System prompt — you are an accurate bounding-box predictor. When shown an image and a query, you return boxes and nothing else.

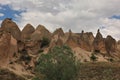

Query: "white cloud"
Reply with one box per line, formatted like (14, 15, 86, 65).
(0, 13, 4, 17)
(0, 0, 120, 40)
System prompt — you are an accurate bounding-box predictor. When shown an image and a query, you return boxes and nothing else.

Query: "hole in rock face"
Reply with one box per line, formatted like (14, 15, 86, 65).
(94, 50, 100, 53)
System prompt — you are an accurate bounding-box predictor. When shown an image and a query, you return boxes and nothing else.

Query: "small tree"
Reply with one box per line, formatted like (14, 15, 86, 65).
(90, 53, 97, 62)
(35, 45, 80, 80)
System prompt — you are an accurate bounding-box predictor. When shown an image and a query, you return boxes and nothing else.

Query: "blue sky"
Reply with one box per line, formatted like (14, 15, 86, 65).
(110, 15, 120, 20)
(0, 5, 23, 21)
(0, 0, 120, 40)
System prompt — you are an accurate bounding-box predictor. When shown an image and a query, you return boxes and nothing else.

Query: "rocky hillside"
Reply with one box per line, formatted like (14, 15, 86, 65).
(0, 18, 120, 79)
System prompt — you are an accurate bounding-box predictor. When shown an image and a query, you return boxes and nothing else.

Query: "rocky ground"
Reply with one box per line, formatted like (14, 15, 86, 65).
(79, 62, 120, 80)
(0, 69, 25, 80)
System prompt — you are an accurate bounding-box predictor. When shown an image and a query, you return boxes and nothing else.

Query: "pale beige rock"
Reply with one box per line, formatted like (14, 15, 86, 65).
(1, 18, 21, 40)
(93, 29, 106, 53)
(21, 24, 35, 41)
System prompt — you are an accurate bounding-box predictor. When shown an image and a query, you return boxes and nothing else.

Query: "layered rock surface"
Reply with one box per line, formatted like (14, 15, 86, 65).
(93, 29, 106, 53)
(0, 18, 120, 79)
(0, 18, 119, 66)
(21, 24, 35, 41)
(0, 29, 17, 65)
(1, 18, 21, 41)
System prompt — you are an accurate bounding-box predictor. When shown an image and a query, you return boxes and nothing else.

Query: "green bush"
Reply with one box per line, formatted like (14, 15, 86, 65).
(108, 58, 114, 62)
(40, 37, 50, 48)
(32, 77, 40, 80)
(90, 53, 97, 62)
(35, 45, 80, 80)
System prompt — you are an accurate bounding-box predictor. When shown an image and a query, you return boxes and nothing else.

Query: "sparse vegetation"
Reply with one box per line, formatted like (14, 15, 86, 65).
(0, 69, 25, 80)
(107, 58, 114, 62)
(19, 49, 31, 64)
(38, 49, 44, 53)
(90, 53, 97, 62)
(40, 37, 50, 48)
(79, 62, 120, 80)
(32, 77, 40, 80)
(35, 45, 80, 80)
(94, 50, 100, 53)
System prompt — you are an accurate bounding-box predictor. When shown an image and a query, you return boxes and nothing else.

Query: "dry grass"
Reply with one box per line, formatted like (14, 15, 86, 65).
(79, 62, 120, 80)
(0, 69, 25, 80)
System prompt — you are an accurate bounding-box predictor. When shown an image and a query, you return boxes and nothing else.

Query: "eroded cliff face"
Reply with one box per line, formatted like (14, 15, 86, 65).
(1, 18, 21, 41)
(0, 18, 120, 79)
(105, 35, 117, 54)
(0, 18, 119, 66)
(79, 31, 94, 51)
(21, 24, 35, 42)
(31, 24, 51, 41)
(0, 29, 17, 66)
(93, 29, 107, 53)
(66, 29, 80, 48)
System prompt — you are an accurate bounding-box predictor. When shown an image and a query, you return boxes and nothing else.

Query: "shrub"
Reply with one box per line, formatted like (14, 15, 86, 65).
(40, 37, 50, 48)
(35, 45, 80, 80)
(32, 77, 40, 80)
(108, 58, 114, 62)
(90, 53, 97, 62)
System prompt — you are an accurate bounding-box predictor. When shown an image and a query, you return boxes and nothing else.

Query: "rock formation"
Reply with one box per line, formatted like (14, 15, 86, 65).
(1, 18, 21, 41)
(0, 29, 17, 65)
(79, 31, 94, 51)
(0, 18, 119, 66)
(105, 35, 117, 54)
(31, 24, 51, 41)
(93, 29, 106, 53)
(21, 24, 35, 41)
(66, 29, 80, 48)
(49, 28, 65, 49)
(52, 28, 65, 37)
(0, 18, 120, 80)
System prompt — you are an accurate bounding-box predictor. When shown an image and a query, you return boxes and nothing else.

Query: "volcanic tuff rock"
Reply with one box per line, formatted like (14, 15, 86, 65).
(21, 24, 35, 41)
(117, 40, 120, 45)
(1, 18, 21, 41)
(66, 30, 94, 51)
(31, 24, 51, 41)
(105, 35, 117, 54)
(79, 31, 94, 51)
(93, 29, 106, 53)
(66, 29, 80, 48)
(52, 28, 65, 37)
(0, 18, 120, 65)
(0, 29, 17, 65)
